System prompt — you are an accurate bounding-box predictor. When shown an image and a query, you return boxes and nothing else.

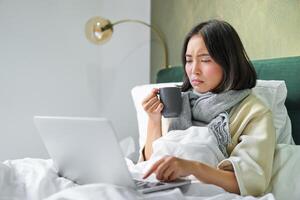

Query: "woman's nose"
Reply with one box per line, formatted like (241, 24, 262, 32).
(191, 62, 201, 75)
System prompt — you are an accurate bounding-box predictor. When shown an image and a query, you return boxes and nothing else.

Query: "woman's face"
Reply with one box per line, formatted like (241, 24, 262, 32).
(185, 35, 223, 93)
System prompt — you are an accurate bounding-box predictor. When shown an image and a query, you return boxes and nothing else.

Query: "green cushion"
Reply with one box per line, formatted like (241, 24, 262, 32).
(156, 56, 300, 145)
(157, 67, 184, 83)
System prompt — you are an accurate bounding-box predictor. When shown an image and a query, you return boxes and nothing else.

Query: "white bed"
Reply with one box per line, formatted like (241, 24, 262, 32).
(1, 143, 300, 200)
(1, 80, 299, 200)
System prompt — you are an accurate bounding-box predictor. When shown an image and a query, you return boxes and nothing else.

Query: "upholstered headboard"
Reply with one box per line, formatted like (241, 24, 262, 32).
(156, 56, 300, 145)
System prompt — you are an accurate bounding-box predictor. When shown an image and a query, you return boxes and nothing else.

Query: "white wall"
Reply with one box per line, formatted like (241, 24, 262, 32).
(0, 0, 150, 161)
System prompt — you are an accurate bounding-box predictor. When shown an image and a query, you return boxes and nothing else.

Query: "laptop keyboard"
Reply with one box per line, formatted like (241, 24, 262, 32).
(134, 179, 166, 189)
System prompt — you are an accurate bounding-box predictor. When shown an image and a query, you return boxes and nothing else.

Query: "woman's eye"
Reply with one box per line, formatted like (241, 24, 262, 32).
(201, 59, 211, 63)
(186, 60, 193, 63)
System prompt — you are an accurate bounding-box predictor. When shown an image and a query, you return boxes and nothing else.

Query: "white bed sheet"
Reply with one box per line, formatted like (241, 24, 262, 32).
(0, 158, 275, 200)
(1, 139, 299, 200)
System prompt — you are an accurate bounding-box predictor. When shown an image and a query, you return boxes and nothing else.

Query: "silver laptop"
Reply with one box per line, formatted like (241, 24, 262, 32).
(34, 116, 191, 194)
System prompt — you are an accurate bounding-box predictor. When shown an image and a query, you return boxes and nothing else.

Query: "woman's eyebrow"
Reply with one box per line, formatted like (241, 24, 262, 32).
(185, 53, 210, 57)
(197, 53, 210, 57)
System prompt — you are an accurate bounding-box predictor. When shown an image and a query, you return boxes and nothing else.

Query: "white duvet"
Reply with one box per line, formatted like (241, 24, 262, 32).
(1, 127, 299, 200)
(0, 158, 274, 200)
(132, 126, 225, 179)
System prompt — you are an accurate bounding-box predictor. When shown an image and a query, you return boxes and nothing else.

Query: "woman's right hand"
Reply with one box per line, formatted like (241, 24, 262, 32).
(142, 88, 164, 121)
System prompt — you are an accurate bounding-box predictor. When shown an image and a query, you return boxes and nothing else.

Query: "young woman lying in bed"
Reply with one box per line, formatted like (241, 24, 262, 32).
(140, 19, 275, 196)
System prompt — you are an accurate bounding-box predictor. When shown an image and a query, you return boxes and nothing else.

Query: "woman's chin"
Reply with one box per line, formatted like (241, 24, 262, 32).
(192, 86, 209, 94)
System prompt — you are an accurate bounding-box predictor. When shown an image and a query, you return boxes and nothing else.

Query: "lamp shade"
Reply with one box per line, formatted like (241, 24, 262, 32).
(85, 16, 113, 45)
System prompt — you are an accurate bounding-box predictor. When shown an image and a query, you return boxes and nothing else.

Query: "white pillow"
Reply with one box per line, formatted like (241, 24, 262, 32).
(266, 144, 300, 199)
(131, 80, 294, 149)
(252, 80, 293, 145)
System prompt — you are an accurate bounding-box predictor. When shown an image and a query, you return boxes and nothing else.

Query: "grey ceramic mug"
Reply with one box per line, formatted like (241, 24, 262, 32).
(158, 87, 182, 118)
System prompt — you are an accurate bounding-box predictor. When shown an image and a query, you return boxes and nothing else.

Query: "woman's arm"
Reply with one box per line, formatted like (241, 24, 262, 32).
(144, 117, 162, 160)
(141, 88, 164, 160)
(143, 156, 240, 194)
(191, 160, 240, 194)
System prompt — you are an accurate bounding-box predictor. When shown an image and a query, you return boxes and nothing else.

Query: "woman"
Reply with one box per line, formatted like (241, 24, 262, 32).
(141, 19, 275, 196)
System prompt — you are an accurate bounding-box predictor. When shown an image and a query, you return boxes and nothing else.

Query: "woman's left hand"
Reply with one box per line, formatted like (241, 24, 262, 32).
(143, 156, 195, 182)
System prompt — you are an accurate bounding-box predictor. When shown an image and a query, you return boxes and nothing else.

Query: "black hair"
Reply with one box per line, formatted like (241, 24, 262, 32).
(181, 19, 256, 93)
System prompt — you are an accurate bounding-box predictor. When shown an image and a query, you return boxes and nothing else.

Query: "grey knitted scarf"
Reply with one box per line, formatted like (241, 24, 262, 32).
(168, 89, 251, 157)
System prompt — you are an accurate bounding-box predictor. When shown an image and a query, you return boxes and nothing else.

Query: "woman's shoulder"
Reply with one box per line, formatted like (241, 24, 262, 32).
(230, 92, 271, 119)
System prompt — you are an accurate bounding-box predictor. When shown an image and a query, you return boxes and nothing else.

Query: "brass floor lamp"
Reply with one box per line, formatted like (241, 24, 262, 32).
(85, 16, 169, 69)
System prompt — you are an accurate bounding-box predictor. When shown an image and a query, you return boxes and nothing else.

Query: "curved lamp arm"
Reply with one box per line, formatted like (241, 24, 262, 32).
(85, 16, 169, 68)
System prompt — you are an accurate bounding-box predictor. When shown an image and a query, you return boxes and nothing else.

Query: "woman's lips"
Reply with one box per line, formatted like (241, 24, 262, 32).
(191, 79, 204, 85)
